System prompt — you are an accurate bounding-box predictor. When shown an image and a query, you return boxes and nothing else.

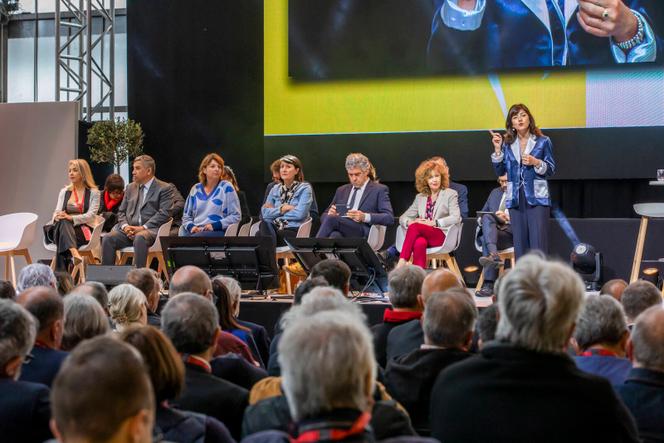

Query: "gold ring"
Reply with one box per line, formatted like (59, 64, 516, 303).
(602, 9, 610, 20)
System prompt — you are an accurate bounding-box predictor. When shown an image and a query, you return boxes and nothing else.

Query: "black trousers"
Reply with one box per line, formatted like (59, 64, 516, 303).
(52, 220, 86, 271)
(259, 221, 298, 247)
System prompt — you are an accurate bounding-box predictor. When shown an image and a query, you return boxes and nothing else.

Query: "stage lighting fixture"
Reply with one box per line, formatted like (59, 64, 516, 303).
(641, 268, 660, 287)
(570, 243, 602, 291)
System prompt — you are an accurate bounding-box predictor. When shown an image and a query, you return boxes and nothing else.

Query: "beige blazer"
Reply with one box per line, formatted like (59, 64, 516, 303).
(399, 188, 461, 229)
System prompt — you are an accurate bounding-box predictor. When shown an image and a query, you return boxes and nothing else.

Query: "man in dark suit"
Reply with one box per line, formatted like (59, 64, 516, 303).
(0, 299, 52, 443)
(162, 293, 249, 440)
(101, 155, 174, 268)
(616, 305, 664, 442)
(385, 289, 475, 433)
(372, 265, 425, 369)
(316, 153, 394, 238)
(17, 286, 68, 387)
(430, 255, 639, 442)
(385, 269, 463, 362)
(476, 174, 513, 297)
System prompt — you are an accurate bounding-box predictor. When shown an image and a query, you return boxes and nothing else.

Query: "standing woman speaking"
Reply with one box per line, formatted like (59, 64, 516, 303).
(490, 104, 555, 259)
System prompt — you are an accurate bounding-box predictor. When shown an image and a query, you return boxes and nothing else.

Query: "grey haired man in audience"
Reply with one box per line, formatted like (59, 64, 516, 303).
(617, 305, 664, 442)
(16, 263, 57, 293)
(621, 280, 662, 328)
(429, 254, 639, 442)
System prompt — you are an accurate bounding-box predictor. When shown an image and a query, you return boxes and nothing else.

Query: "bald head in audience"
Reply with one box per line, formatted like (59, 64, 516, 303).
(169, 266, 213, 299)
(601, 279, 628, 302)
(420, 269, 464, 307)
(16, 286, 64, 350)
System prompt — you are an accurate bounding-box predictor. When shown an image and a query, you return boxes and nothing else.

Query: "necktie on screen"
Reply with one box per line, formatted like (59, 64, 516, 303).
(348, 187, 359, 210)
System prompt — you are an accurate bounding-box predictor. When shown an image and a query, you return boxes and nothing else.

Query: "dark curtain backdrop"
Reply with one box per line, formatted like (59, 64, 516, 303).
(127, 1, 664, 220)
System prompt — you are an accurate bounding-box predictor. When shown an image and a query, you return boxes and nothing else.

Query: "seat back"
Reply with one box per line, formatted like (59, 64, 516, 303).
(79, 218, 105, 252)
(249, 221, 261, 237)
(0, 212, 38, 250)
(296, 218, 312, 238)
(238, 219, 253, 236)
(429, 222, 463, 254)
(367, 225, 386, 251)
(225, 222, 240, 237)
(149, 219, 173, 253)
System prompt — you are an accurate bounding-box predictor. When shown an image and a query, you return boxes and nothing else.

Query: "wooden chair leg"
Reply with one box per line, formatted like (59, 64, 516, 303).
(22, 249, 32, 265)
(631, 216, 649, 283)
(156, 254, 169, 282)
(476, 272, 485, 292)
(9, 254, 16, 287)
(4, 256, 9, 282)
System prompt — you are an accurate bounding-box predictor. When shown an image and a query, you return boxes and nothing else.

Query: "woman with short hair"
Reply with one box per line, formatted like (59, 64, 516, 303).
(61, 293, 110, 351)
(108, 283, 147, 332)
(181, 153, 241, 237)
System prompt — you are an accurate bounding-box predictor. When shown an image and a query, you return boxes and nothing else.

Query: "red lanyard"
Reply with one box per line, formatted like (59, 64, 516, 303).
(34, 340, 51, 349)
(580, 349, 618, 357)
(294, 412, 371, 442)
(184, 355, 211, 373)
(72, 188, 84, 214)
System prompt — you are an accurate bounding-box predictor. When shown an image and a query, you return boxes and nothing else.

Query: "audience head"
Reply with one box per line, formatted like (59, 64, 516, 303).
(103, 173, 125, 199)
(293, 277, 329, 305)
(345, 153, 373, 186)
(309, 259, 351, 295)
(126, 268, 161, 312)
(279, 310, 375, 421)
(132, 154, 156, 184)
(223, 165, 240, 191)
(120, 326, 185, 404)
(282, 286, 365, 331)
(630, 305, 664, 372)
(17, 263, 56, 293)
(423, 288, 477, 350)
(600, 279, 628, 302)
(496, 254, 585, 353)
(574, 295, 628, 353)
(51, 336, 154, 443)
(279, 154, 305, 183)
(213, 275, 242, 316)
(16, 286, 64, 349)
(621, 280, 662, 323)
(0, 299, 36, 379)
(477, 303, 499, 349)
(270, 158, 282, 182)
(108, 284, 148, 332)
(211, 278, 246, 333)
(161, 293, 219, 357)
(67, 158, 97, 189)
(198, 153, 225, 186)
(0, 280, 16, 300)
(421, 268, 464, 303)
(387, 264, 425, 310)
(169, 265, 213, 299)
(61, 293, 110, 351)
(55, 271, 75, 296)
(74, 281, 109, 314)
(415, 159, 450, 195)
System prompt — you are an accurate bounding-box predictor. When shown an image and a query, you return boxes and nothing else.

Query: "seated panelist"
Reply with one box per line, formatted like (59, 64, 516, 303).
(101, 155, 174, 268)
(260, 155, 313, 247)
(316, 153, 394, 239)
(45, 159, 101, 272)
(397, 160, 461, 269)
(180, 153, 241, 237)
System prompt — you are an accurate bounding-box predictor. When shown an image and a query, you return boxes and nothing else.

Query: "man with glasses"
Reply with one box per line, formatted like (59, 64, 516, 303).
(476, 174, 513, 297)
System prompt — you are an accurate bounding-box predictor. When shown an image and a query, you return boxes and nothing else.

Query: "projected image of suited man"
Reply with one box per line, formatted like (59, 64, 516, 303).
(428, 0, 661, 73)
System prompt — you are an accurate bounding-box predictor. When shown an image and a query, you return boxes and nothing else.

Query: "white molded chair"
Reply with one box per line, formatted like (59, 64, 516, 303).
(249, 221, 261, 237)
(473, 225, 515, 291)
(118, 219, 173, 282)
(0, 213, 38, 285)
(238, 219, 253, 236)
(367, 225, 387, 251)
(225, 222, 240, 237)
(396, 222, 464, 278)
(44, 217, 105, 283)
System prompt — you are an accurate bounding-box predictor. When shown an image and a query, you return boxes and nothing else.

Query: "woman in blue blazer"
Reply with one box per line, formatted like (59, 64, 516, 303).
(259, 155, 313, 247)
(489, 104, 555, 260)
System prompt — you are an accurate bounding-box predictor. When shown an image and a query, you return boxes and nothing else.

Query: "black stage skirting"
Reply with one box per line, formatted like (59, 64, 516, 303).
(238, 299, 391, 338)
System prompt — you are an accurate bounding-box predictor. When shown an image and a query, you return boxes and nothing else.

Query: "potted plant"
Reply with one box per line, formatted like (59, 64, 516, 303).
(87, 118, 144, 174)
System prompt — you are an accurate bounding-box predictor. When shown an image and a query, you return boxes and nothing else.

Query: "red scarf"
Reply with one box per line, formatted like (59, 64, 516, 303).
(294, 412, 372, 442)
(383, 309, 422, 323)
(104, 190, 122, 211)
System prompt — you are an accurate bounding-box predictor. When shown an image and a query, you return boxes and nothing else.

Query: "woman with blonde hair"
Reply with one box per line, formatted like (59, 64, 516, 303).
(181, 153, 241, 237)
(45, 159, 101, 271)
(108, 283, 147, 332)
(397, 159, 461, 268)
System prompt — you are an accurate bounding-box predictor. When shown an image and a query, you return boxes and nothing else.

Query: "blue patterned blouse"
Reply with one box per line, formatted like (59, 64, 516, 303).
(182, 180, 241, 233)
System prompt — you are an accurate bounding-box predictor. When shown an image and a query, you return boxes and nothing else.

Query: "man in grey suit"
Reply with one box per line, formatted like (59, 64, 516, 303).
(101, 155, 173, 268)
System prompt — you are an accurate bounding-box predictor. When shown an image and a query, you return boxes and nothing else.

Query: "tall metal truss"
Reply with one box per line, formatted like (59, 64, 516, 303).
(55, 0, 115, 121)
